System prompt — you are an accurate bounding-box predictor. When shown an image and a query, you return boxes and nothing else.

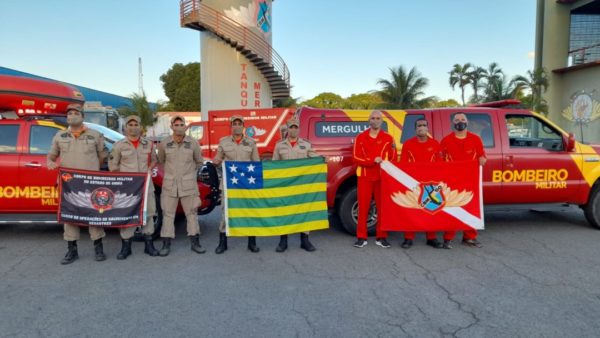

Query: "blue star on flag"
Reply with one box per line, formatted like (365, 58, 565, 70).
(225, 161, 264, 189)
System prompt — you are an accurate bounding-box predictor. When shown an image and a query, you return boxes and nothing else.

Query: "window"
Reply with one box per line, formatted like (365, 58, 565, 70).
(0, 125, 20, 153)
(29, 125, 60, 154)
(400, 114, 425, 143)
(188, 125, 204, 140)
(506, 115, 563, 151)
(448, 113, 494, 147)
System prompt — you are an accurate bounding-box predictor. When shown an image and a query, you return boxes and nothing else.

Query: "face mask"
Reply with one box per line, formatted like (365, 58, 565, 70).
(127, 126, 141, 138)
(67, 115, 84, 126)
(232, 126, 244, 136)
(288, 128, 299, 138)
(173, 127, 186, 136)
(454, 122, 467, 131)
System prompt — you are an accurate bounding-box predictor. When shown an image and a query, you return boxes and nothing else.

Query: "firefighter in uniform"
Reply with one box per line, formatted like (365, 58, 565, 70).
(352, 110, 397, 248)
(47, 103, 107, 264)
(399, 118, 444, 249)
(156, 115, 206, 256)
(272, 118, 319, 252)
(108, 115, 160, 259)
(213, 115, 260, 254)
(440, 112, 487, 248)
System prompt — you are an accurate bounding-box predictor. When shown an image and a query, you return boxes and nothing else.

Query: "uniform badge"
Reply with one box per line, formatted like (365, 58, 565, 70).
(87, 135, 95, 140)
(299, 145, 306, 149)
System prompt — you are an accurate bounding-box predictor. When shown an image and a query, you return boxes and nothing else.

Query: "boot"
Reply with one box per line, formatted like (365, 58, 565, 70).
(300, 233, 316, 252)
(159, 238, 171, 257)
(60, 241, 78, 265)
(276, 235, 288, 252)
(93, 239, 106, 261)
(190, 235, 206, 254)
(215, 232, 227, 254)
(143, 235, 159, 256)
(247, 236, 260, 253)
(116, 239, 132, 260)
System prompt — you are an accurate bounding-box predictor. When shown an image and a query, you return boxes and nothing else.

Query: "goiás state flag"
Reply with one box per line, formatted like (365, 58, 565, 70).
(379, 160, 484, 232)
(58, 168, 149, 228)
(223, 157, 329, 236)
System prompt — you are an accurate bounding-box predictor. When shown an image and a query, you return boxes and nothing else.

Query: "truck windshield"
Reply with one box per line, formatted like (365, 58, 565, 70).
(84, 111, 107, 126)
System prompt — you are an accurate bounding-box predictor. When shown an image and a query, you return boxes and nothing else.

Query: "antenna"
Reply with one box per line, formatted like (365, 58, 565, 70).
(138, 57, 145, 97)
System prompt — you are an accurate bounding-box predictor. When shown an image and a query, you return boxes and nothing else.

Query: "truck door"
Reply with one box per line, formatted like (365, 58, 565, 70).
(18, 122, 62, 212)
(0, 122, 22, 212)
(440, 110, 504, 204)
(498, 112, 582, 203)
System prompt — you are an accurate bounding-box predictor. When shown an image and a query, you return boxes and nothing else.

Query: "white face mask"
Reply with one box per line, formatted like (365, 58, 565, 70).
(67, 111, 84, 126)
(287, 127, 299, 138)
(126, 124, 141, 138)
(232, 125, 244, 136)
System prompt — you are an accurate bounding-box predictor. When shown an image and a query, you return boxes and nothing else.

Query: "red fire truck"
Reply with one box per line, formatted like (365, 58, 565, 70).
(294, 103, 600, 234)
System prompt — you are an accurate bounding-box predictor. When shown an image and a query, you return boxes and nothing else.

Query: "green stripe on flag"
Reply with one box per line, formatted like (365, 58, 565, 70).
(229, 210, 328, 228)
(228, 191, 326, 208)
(263, 157, 325, 170)
(263, 173, 327, 188)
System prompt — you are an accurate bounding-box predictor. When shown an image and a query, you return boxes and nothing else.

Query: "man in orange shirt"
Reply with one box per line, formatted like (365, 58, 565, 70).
(440, 113, 486, 248)
(399, 118, 444, 249)
(352, 110, 397, 248)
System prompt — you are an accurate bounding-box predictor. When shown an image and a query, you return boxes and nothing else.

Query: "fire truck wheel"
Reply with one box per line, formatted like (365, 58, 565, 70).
(338, 186, 377, 236)
(584, 184, 600, 229)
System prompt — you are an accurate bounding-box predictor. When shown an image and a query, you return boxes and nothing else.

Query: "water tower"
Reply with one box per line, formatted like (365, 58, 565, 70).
(180, 0, 290, 119)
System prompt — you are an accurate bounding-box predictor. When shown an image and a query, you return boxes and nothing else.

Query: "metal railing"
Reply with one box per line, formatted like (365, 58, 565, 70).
(180, 0, 290, 89)
(568, 42, 600, 66)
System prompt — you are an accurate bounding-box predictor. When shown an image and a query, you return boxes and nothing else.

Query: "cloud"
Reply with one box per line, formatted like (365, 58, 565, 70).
(527, 51, 535, 59)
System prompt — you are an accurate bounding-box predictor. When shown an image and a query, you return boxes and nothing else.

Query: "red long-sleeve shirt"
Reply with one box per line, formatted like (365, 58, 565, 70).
(440, 132, 486, 162)
(353, 129, 397, 180)
(400, 137, 442, 163)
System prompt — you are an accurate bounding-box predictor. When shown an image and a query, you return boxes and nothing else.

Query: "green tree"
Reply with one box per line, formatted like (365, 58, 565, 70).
(377, 66, 435, 109)
(483, 73, 519, 101)
(274, 96, 300, 108)
(344, 93, 382, 109)
(449, 63, 473, 106)
(160, 62, 200, 111)
(431, 98, 461, 108)
(118, 93, 156, 129)
(301, 92, 346, 108)
(468, 66, 487, 103)
(512, 68, 550, 114)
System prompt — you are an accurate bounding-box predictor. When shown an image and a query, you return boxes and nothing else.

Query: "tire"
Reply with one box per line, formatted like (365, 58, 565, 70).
(584, 184, 600, 229)
(337, 186, 377, 236)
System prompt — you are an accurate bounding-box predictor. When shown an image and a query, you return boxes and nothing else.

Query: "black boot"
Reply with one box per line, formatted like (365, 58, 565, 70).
(159, 238, 171, 257)
(276, 235, 288, 252)
(300, 233, 316, 252)
(247, 236, 260, 253)
(116, 239, 132, 260)
(144, 235, 159, 256)
(93, 239, 106, 261)
(61, 241, 78, 265)
(215, 232, 227, 254)
(190, 234, 206, 254)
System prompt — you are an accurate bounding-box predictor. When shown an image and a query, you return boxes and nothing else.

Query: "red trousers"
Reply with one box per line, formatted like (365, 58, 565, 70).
(404, 232, 437, 240)
(443, 229, 478, 241)
(356, 178, 387, 239)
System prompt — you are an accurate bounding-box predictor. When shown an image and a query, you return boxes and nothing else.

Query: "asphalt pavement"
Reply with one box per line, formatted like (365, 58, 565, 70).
(1, 205, 600, 337)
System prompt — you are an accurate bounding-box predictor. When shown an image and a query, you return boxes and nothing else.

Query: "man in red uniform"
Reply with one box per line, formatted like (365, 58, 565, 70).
(352, 110, 397, 248)
(440, 112, 486, 248)
(399, 118, 444, 249)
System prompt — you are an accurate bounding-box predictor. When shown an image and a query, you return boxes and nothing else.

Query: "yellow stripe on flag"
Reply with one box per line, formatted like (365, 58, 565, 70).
(229, 201, 327, 218)
(227, 182, 327, 199)
(228, 220, 329, 236)
(263, 163, 327, 179)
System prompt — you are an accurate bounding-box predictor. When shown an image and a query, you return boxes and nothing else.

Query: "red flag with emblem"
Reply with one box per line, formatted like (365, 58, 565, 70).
(379, 160, 484, 232)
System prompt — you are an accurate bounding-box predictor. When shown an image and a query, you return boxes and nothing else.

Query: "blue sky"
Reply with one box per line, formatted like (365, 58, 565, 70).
(1, 0, 536, 104)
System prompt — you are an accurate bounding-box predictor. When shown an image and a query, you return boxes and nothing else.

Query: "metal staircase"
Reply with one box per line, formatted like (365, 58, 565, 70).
(180, 0, 291, 100)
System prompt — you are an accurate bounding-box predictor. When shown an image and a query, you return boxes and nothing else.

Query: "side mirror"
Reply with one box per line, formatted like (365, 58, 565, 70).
(565, 132, 576, 152)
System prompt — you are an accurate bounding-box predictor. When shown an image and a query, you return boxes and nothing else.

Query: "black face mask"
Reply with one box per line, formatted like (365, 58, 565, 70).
(454, 122, 467, 131)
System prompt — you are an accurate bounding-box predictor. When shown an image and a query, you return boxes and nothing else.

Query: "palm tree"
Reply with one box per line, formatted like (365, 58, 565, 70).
(118, 93, 157, 129)
(468, 66, 487, 103)
(377, 66, 435, 109)
(512, 68, 550, 113)
(449, 63, 473, 106)
(484, 74, 519, 101)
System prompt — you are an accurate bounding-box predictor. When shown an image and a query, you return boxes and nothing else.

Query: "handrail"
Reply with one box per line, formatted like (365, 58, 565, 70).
(568, 42, 600, 65)
(180, 0, 290, 89)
